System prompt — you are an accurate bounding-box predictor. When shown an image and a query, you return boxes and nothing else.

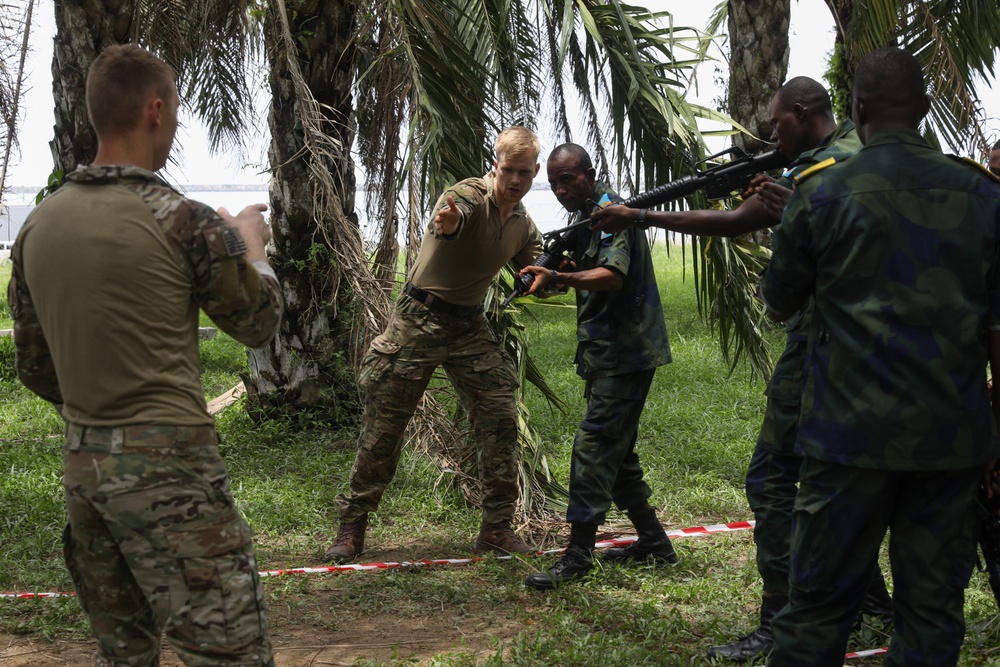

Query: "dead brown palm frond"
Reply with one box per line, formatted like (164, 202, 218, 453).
(0, 0, 32, 210)
(271, 0, 491, 514)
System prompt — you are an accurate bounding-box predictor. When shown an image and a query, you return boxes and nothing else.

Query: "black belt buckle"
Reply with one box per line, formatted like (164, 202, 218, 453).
(403, 283, 481, 317)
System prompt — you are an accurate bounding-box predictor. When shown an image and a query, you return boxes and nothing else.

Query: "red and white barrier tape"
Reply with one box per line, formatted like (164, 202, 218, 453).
(845, 647, 889, 659)
(1, 519, 758, 596)
(0, 518, 885, 658)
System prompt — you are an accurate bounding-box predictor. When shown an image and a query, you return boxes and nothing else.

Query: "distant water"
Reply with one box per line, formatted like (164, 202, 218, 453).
(1, 187, 571, 245)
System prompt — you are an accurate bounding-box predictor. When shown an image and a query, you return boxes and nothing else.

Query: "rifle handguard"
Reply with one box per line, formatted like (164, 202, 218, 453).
(501, 251, 562, 308)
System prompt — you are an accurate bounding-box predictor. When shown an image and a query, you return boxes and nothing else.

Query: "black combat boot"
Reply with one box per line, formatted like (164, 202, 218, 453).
(706, 592, 787, 663)
(524, 522, 597, 590)
(604, 502, 679, 566)
(856, 570, 893, 629)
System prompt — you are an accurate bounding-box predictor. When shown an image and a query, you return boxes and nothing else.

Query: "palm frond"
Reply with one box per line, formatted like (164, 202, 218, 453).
(838, 0, 1000, 154)
(692, 232, 774, 378)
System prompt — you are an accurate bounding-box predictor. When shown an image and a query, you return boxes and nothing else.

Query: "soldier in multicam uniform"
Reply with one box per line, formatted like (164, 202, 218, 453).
(760, 47, 1000, 667)
(592, 77, 891, 662)
(6, 45, 281, 666)
(324, 127, 545, 563)
(515, 144, 677, 590)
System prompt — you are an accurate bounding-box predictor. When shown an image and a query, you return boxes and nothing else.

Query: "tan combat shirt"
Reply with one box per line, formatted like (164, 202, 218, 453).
(407, 174, 544, 306)
(7, 166, 283, 426)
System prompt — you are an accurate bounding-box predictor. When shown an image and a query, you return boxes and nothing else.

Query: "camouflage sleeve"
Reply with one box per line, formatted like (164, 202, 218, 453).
(153, 193, 283, 348)
(7, 246, 63, 405)
(759, 189, 817, 321)
(429, 178, 489, 240)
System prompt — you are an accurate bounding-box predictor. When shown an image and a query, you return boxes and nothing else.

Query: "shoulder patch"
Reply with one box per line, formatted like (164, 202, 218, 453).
(947, 155, 1000, 184)
(220, 228, 249, 257)
(792, 157, 837, 185)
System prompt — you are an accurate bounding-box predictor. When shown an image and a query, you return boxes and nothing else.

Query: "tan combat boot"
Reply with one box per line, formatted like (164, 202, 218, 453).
(474, 520, 535, 555)
(323, 515, 368, 563)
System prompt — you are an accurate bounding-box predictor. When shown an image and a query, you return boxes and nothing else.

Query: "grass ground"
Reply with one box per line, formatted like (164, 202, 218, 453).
(0, 251, 998, 666)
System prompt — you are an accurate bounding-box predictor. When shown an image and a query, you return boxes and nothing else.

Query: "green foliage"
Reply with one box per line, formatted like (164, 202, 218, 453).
(824, 40, 853, 124)
(1, 250, 998, 664)
(34, 169, 63, 205)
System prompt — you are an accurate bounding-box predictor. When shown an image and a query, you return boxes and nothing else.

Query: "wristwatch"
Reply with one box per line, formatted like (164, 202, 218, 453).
(637, 208, 650, 230)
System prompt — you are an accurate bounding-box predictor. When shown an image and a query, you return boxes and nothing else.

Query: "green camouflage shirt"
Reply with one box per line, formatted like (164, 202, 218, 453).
(569, 182, 672, 379)
(7, 165, 283, 425)
(761, 128, 1000, 470)
(764, 119, 861, 404)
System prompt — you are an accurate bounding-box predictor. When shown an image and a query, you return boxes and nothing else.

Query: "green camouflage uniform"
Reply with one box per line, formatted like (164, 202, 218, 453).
(760, 129, 1000, 667)
(7, 165, 282, 666)
(336, 175, 543, 525)
(563, 184, 672, 524)
(747, 119, 861, 594)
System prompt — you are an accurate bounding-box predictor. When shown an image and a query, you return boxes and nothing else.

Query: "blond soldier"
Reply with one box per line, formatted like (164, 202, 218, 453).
(325, 127, 544, 562)
(7, 45, 281, 665)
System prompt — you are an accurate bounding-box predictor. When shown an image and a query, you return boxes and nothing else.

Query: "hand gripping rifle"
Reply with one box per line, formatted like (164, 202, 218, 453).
(976, 483, 1000, 612)
(501, 147, 790, 307)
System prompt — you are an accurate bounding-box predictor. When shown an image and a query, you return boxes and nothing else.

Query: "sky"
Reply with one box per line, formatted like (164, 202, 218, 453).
(4, 0, 1000, 189)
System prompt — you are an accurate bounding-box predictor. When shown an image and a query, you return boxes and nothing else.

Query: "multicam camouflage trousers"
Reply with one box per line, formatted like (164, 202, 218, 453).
(565, 370, 656, 525)
(768, 459, 982, 667)
(62, 423, 274, 667)
(336, 295, 521, 525)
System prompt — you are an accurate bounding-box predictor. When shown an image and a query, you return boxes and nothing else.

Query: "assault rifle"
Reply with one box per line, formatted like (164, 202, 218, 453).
(976, 483, 1000, 612)
(502, 147, 790, 307)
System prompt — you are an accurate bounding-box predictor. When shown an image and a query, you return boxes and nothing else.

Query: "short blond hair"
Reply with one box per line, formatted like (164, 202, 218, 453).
(495, 126, 540, 162)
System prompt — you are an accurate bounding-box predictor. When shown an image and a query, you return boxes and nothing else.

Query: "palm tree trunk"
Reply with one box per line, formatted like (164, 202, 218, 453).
(727, 0, 790, 154)
(50, 0, 135, 175)
(245, 0, 363, 422)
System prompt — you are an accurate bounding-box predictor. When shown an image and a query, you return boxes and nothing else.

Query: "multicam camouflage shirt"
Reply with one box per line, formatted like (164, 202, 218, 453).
(568, 182, 672, 380)
(761, 128, 1000, 470)
(407, 174, 544, 307)
(7, 165, 282, 425)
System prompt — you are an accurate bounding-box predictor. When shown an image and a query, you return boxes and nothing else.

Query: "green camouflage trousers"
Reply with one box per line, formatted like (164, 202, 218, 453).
(337, 295, 521, 524)
(746, 337, 806, 594)
(62, 424, 274, 667)
(768, 458, 981, 667)
(566, 370, 656, 525)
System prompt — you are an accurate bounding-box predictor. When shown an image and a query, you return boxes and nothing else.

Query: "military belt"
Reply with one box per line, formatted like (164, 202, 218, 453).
(403, 282, 484, 317)
(65, 422, 218, 453)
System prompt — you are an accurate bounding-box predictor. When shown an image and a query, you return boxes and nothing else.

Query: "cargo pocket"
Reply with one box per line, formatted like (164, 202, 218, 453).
(165, 513, 263, 648)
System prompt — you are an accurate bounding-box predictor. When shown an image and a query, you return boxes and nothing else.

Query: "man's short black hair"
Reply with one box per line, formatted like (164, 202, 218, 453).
(548, 143, 593, 171)
(774, 76, 832, 116)
(991, 139, 1000, 152)
(854, 47, 927, 125)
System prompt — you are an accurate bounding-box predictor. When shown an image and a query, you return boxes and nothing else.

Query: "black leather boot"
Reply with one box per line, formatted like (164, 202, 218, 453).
(604, 502, 679, 566)
(525, 522, 597, 590)
(706, 593, 787, 662)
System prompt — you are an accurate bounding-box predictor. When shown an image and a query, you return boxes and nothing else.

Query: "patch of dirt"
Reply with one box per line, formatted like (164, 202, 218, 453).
(0, 602, 525, 666)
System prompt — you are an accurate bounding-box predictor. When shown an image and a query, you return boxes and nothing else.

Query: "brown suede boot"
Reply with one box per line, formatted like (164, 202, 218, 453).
(474, 520, 535, 554)
(323, 515, 368, 563)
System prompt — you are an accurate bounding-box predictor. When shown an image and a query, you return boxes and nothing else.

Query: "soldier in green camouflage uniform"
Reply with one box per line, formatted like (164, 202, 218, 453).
(325, 127, 545, 563)
(517, 144, 676, 590)
(760, 48, 1000, 667)
(592, 78, 891, 662)
(7, 45, 281, 666)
